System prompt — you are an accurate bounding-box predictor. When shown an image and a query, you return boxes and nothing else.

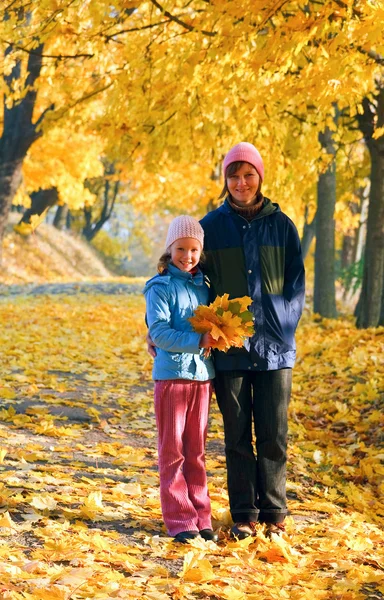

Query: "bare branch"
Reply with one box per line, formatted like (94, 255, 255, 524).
(1, 40, 94, 60)
(104, 19, 169, 41)
(49, 81, 115, 123)
(357, 46, 384, 65)
(283, 110, 308, 123)
(149, 0, 216, 36)
(34, 103, 55, 130)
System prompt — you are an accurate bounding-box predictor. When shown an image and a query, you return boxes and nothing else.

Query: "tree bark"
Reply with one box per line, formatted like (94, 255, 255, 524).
(356, 90, 384, 328)
(301, 206, 317, 260)
(379, 262, 384, 326)
(82, 164, 119, 241)
(17, 187, 58, 227)
(314, 125, 337, 317)
(0, 36, 51, 261)
(0, 160, 23, 244)
(53, 204, 69, 230)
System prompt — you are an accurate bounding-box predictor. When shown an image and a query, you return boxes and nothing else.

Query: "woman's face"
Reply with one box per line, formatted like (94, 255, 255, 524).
(170, 237, 202, 272)
(226, 162, 260, 206)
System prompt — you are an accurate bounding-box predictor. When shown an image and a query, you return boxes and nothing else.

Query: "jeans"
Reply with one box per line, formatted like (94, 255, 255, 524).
(214, 369, 292, 524)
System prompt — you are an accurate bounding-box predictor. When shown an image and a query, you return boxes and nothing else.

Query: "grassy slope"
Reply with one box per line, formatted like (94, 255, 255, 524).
(1, 216, 112, 284)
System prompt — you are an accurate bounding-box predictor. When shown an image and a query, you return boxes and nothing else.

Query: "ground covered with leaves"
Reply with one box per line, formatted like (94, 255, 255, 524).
(0, 289, 383, 600)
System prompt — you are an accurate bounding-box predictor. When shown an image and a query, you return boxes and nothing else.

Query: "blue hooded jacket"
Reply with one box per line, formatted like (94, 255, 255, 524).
(143, 263, 215, 381)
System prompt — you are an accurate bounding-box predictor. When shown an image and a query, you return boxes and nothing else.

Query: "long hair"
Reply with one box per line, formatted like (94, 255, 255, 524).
(157, 252, 172, 274)
(219, 160, 262, 200)
(157, 249, 206, 274)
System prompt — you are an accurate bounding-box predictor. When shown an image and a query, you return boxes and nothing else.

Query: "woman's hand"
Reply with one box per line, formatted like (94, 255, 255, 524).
(146, 332, 157, 358)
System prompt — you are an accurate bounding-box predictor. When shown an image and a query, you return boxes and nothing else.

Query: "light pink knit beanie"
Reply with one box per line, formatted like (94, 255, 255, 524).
(223, 142, 264, 181)
(165, 215, 204, 251)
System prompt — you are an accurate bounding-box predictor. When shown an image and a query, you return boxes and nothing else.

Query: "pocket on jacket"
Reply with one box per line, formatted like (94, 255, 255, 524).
(264, 294, 295, 349)
(260, 246, 285, 295)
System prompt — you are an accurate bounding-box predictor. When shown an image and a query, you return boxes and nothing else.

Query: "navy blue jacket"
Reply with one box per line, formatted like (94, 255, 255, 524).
(200, 197, 305, 371)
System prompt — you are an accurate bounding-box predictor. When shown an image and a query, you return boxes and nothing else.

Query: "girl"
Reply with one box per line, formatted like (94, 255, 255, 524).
(144, 215, 217, 544)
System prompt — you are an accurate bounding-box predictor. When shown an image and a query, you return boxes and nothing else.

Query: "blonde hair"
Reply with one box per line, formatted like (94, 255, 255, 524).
(157, 252, 172, 274)
(157, 250, 206, 274)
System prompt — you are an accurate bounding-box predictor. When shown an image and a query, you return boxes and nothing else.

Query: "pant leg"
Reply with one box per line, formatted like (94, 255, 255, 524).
(251, 368, 292, 524)
(154, 380, 199, 536)
(214, 370, 258, 523)
(183, 381, 212, 531)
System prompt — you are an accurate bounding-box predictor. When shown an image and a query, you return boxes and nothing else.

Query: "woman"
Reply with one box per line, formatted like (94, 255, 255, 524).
(200, 142, 305, 538)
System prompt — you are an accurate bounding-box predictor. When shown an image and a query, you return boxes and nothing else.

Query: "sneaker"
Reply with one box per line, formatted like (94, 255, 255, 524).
(265, 522, 286, 538)
(230, 522, 257, 540)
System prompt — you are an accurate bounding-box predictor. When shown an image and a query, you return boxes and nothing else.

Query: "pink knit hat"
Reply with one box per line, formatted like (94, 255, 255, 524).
(223, 142, 264, 181)
(165, 215, 204, 251)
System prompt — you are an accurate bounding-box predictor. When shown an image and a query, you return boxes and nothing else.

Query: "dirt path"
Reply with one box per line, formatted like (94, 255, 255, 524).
(0, 286, 382, 599)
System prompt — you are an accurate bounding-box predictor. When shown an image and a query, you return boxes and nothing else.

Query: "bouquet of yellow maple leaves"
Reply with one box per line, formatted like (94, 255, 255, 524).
(189, 294, 255, 352)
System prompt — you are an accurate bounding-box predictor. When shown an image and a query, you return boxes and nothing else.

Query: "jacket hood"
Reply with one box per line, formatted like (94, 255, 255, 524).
(221, 197, 280, 219)
(143, 273, 170, 295)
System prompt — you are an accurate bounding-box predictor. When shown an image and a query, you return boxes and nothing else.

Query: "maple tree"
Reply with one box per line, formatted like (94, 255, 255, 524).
(81, 162, 121, 241)
(355, 87, 384, 328)
(314, 118, 338, 319)
(1, 0, 384, 322)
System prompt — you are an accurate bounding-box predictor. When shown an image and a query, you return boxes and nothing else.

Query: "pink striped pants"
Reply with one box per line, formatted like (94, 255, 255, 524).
(154, 379, 212, 536)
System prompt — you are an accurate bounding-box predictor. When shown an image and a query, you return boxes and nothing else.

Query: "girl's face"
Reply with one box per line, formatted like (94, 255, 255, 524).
(227, 162, 260, 206)
(170, 237, 202, 272)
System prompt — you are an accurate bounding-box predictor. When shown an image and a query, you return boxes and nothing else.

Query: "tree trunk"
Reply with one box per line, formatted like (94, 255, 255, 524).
(66, 210, 72, 231)
(0, 159, 23, 246)
(17, 187, 58, 227)
(53, 204, 69, 230)
(301, 206, 317, 260)
(0, 35, 51, 261)
(344, 186, 369, 306)
(379, 262, 384, 326)
(82, 165, 119, 241)
(314, 126, 337, 317)
(356, 90, 384, 328)
(340, 198, 360, 269)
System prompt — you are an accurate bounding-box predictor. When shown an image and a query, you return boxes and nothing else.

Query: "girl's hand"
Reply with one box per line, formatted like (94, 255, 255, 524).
(199, 332, 215, 349)
(146, 332, 157, 358)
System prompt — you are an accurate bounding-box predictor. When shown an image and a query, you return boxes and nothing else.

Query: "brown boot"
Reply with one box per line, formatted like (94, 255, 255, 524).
(230, 522, 257, 540)
(265, 522, 286, 538)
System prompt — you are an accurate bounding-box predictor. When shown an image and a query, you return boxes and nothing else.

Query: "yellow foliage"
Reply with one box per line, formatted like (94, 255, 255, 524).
(2, 0, 383, 231)
(189, 294, 254, 351)
(91, 230, 126, 259)
(0, 287, 382, 598)
(19, 128, 103, 210)
(13, 212, 49, 237)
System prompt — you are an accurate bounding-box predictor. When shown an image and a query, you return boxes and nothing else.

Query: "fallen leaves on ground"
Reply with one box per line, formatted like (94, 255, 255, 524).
(0, 294, 383, 600)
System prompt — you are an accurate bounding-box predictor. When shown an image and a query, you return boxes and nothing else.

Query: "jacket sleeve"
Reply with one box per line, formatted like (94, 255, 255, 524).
(284, 219, 305, 324)
(145, 284, 202, 354)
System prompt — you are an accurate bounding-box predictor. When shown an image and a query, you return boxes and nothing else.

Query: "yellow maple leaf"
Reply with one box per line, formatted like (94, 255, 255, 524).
(180, 551, 215, 582)
(189, 294, 254, 352)
(0, 511, 16, 529)
(221, 311, 243, 329)
(211, 293, 230, 311)
(30, 495, 58, 511)
(0, 448, 7, 463)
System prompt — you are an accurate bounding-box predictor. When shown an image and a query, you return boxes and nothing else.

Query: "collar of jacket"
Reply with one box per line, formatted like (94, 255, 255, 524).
(167, 263, 205, 285)
(221, 196, 279, 220)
